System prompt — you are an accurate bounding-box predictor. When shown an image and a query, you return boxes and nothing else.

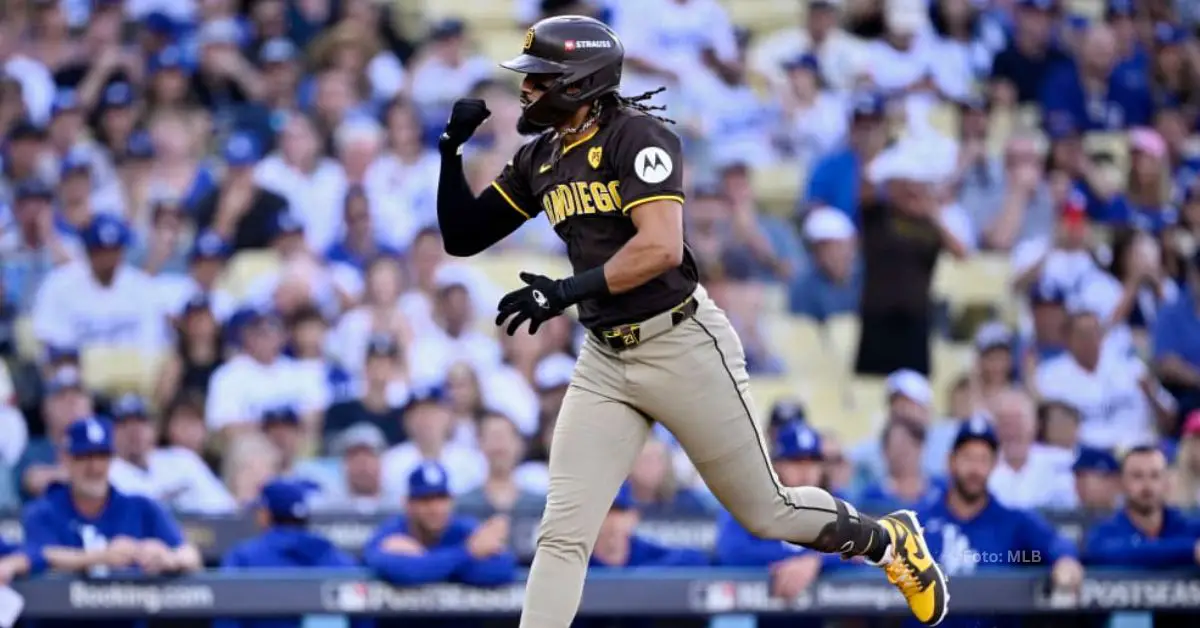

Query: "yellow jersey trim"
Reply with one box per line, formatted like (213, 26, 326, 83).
(623, 194, 685, 215)
(490, 182, 532, 219)
(561, 127, 600, 156)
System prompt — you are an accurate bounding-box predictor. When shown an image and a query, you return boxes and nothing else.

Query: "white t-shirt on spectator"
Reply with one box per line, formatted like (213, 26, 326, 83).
(408, 328, 503, 389)
(749, 29, 867, 92)
(363, 153, 433, 248)
(695, 79, 780, 168)
(243, 258, 363, 319)
(32, 262, 168, 353)
(154, 275, 237, 322)
(205, 354, 329, 430)
(253, 155, 347, 253)
(0, 405, 28, 468)
(108, 448, 237, 515)
(987, 444, 1076, 510)
(1035, 350, 1154, 450)
(409, 55, 495, 114)
(366, 53, 407, 102)
(4, 55, 55, 126)
(1009, 239, 1100, 295)
(782, 92, 848, 164)
(379, 443, 486, 499)
(615, 0, 738, 100)
(477, 365, 539, 437)
(927, 37, 990, 103)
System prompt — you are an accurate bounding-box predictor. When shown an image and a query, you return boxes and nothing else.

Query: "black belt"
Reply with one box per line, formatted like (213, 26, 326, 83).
(591, 296, 698, 352)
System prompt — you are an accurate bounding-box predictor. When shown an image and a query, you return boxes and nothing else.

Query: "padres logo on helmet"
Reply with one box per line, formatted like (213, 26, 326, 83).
(523, 28, 535, 51)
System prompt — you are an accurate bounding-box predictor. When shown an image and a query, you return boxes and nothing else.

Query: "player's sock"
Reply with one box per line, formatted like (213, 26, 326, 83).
(802, 497, 891, 561)
(860, 517, 891, 563)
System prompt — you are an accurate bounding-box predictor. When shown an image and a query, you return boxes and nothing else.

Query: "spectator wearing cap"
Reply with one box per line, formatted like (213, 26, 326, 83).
(363, 461, 517, 586)
(1171, 411, 1200, 508)
(45, 92, 117, 202)
(1088, 128, 1179, 233)
(850, 369, 950, 482)
(1037, 306, 1172, 450)
(1151, 23, 1195, 110)
(0, 178, 71, 312)
(409, 265, 504, 384)
(592, 481, 709, 570)
(458, 413, 546, 516)
(855, 135, 967, 377)
(962, 132, 1057, 252)
(917, 418, 1083, 595)
(261, 406, 336, 494)
(989, 0, 1069, 105)
(155, 229, 236, 322)
(309, 423, 390, 514)
(971, 322, 1017, 402)
(205, 307, 328, 440)
(190, 18, 262, 111)
(127, 197, 194, 277)
(193, 131, 289, 251)
(1039, 23, 1152, 132)
(380, 398, 486, 500)
(791, 206, 860, 321)
(13, 366, 90, 501)
(1, 122, 52, 202)
(31, 214, 170, 354)
(306, 18, 407, 104)
(229, 37, 301, 144)
(716, 422, 846, 597)
(324, 333, 409, 448)
(54, 149, 108, 236)
(243, 210, 360, 320)
(775, 53, 849, 164)
(1024, 280, 1070, 363)
(986, 388, 1076, 510)
(1083, 445, 1200, 568)
(1067, 446, 1120, 511)
(325, 185, 403, 273)
(289, 306, 355, 406)
(859, 418, 938, 512)
(22, 417, 203, 582)
(1104, 0, 1144, 66)
(217, 478, 373, 628)
(253, 113, 345, 253)
(145, 45, 193, 109)
(409, 19, 498, 135)
(106, 393, 236, 515)
(1153, 250, 1200, 426)
(94, 82, 139, 156)
(802, 91, 888, 218)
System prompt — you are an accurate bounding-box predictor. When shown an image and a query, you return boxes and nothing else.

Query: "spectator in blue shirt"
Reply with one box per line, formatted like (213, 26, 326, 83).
(1087, 128, 1178, 231)
(1071, 446, 1120, 511)
(590, 482, 709, 569)
(1084, 445, 1200, 567)
(1040, 23, 1153, 131)
(324, 186, 402, 272)
(362, 462, 517, 586)
(1150, 23, 1194, 110)
(790, 206, 860, 321)
(21, 418, 202, 590)
(1152, 252, 1200, 426)
(1104, 0, 1147, 69)
(715, 422, 848, 599)
(859, 419, 940, 513)
(989, 0, 1069, 105)
(915, 419, 1083, 628)
(216, 479, 372, 628)
(801, 92, 888, 219)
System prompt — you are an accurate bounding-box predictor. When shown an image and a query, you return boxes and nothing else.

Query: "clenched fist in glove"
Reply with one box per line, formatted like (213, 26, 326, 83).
(439, 98, 491, 154)
(496, 272, 570, 336)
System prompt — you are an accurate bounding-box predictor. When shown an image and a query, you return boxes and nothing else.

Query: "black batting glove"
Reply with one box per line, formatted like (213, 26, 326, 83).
(495, 272, 571, 336)
(439, 98, 491, 153)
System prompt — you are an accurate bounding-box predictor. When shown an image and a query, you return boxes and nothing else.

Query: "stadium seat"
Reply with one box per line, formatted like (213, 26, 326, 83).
(1065, 0, 1105, 20)
(932, 254, 1010, 309)
(752, 163, 804, 217)
(722, 0, 802, 34)
(219, 250, 282, 300)
(824, 314, 860, 373)
(747, 376, 805, 422)
(931, 340, 973, 413)
(478, 28, 524, 62)
(767, 314, 823, 375)
(80, 347, 166, 399)
(928, 102, 960, 138)
(14, 316, 40, 361)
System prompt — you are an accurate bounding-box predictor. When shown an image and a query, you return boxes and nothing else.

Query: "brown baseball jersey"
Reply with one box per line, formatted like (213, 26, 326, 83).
(491, 107, 700, 329)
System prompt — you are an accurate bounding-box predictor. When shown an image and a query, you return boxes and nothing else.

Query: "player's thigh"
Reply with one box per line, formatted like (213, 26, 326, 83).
(540, 351, 653, 543)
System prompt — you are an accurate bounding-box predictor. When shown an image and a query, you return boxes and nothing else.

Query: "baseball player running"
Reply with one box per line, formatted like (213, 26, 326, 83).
(435, 15, 949, 628)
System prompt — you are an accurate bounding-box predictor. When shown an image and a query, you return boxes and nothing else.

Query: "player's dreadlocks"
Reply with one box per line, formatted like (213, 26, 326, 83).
(604, 87, 676, 125)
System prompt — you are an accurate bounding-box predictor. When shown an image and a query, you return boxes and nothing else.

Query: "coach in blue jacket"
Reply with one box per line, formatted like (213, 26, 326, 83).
(363, 462, 516, 586)
(216, 478, 373, 628)
(913, 418, 1083, 628)
(715, 422, 849, 599)
(1083, 445, 1200, 568)
(590, 482, 709, 569)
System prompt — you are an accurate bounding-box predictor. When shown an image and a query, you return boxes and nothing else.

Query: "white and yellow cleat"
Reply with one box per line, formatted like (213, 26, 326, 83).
(871, 509, 950, 626)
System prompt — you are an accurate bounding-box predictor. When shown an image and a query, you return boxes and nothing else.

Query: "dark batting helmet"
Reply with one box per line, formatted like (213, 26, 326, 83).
(500, 15, 624, 134)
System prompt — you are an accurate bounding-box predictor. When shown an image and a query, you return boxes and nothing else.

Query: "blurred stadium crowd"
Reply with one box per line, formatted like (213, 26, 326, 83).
(1, 0, 1200, 624)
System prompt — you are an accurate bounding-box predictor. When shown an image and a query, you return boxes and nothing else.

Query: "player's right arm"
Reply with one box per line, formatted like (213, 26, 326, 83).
(437, 99, 534, 257)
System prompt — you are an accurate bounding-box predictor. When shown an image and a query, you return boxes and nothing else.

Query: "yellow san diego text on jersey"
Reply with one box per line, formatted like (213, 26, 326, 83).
(540, 180, 623, 226)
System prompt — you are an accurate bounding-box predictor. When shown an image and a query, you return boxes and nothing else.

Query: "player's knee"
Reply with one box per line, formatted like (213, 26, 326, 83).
(536, 522, 593, 563)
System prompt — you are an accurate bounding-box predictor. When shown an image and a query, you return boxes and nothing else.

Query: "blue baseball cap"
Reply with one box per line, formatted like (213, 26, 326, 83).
(46, 366, 84, 394)
(7, 120, 45, 142)
(272, 211, 304, 238)
(1016, 0, 1054, 10)
(770, 400, 806, 426)
(111, 393, 148, 421)
(611, 481, 636, 511)
(365, 333, 400, 358)
(952, 416, 998, 452)
(774, 421, 823, 460)
(223, 132, 261, 166)
(51, 89, 80, 117)
(257, 478, 318, 520)
(408, 462, 451, 499)
(149, 45, 189, 74)
(1106, 0, 1134, 18)
(429, 18, 465, 41)
(45, 344, 80, 363)
(782, 53, 819, 73)
(259, 38, 297, 65)
(190, 230, 232, 261)
(82, 214, 131, 250)
(974, 321, 1012, 352)
(60, 150, 92, 177)
(101, 82, 136, 109)
(182, 293, 213, 316)
(1030, 280, 1067, 305)
(261, 406, 300, 426)
(1155, 23, 1187, 46)
(141, 11, 180, 36)
(1073, 447, 1119, 475)
(13, 178, 54, 201)
(66, 417, 114, 456)
(852, 92, 885, 118)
